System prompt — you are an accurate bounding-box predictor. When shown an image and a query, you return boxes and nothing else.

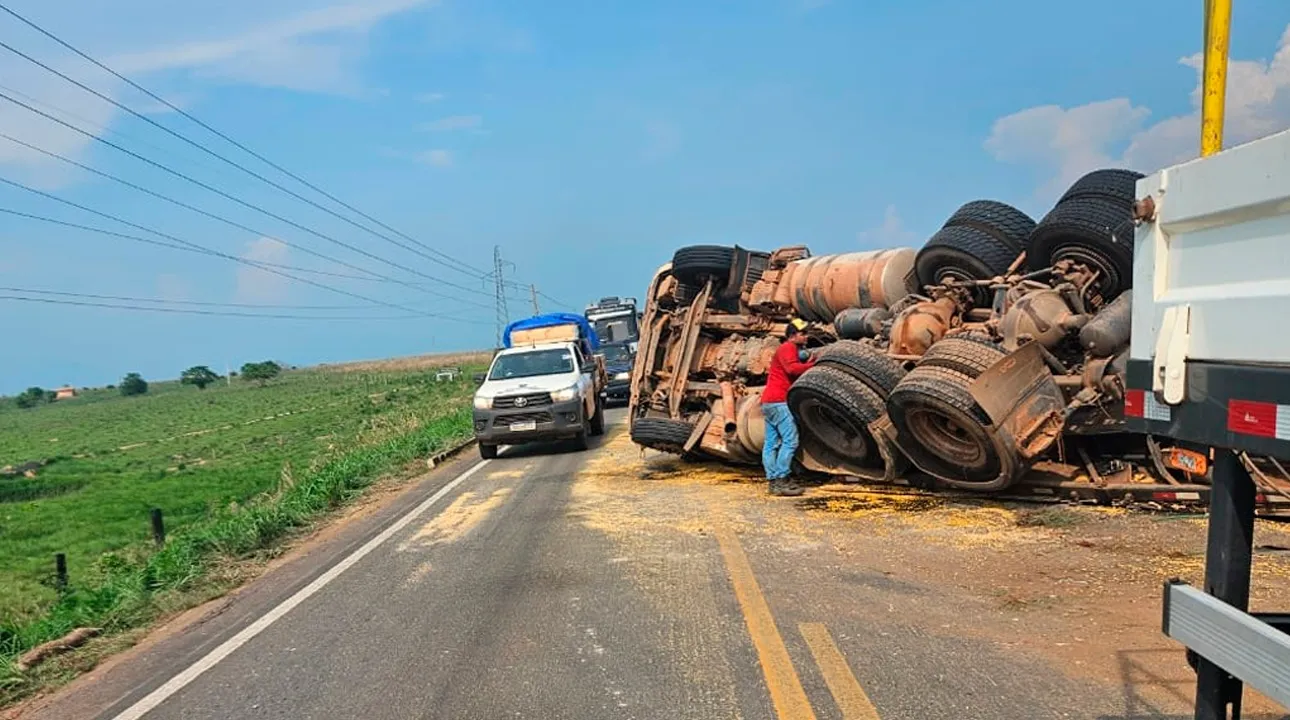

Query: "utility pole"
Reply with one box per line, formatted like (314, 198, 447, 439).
(530, 284, 540, 315)
(492, 245, 511, 348)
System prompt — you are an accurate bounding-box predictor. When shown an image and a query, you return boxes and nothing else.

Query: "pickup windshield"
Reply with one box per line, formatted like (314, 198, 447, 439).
(488, 349, 574, 380)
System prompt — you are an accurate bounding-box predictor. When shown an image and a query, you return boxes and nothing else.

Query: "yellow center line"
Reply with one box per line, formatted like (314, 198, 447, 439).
(714, 528, 817, 720)
(799, 623, 882, 720)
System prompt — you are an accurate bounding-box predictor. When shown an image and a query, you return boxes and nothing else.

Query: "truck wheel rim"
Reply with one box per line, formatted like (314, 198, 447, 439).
(905, 407, 990, 471)
(798, 398, 873, 464)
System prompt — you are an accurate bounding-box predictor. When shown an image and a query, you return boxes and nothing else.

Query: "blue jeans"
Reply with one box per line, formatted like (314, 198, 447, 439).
(761, 402, 798, 481)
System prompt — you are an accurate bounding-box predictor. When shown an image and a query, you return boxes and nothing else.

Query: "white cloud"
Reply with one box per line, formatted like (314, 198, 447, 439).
(416, 149, 453, 167)
(421, 114, 482, 132)
(109, 0, 437, 93)
(417, 92, 446, 103)
(235, 237, 290, 303)
(986, 24, 1290, 203)
(0, 0, 436, 186)
(858, 205, 919, 248)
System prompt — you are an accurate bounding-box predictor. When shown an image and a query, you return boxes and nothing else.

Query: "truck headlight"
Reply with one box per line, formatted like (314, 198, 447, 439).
(473, 395, 492, 410)
(551, 385, 579, 402)
(614, 372, 630, 381)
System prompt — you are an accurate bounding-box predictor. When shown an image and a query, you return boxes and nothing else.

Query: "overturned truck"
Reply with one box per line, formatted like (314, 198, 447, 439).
(627, 169, 1290, 511)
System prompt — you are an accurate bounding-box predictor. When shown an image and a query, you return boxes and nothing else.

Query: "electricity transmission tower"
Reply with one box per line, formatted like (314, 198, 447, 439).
(492, 245, 513, 347)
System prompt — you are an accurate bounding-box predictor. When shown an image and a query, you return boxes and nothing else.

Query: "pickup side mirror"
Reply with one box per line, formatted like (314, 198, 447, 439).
(472, 372, 487, 385)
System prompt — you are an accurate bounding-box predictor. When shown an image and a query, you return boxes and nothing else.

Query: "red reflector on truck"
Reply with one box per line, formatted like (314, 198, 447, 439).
(1125, 389, 1145, 418)
(1227, 399, 1279, 438)
(1153, 491, 1202, 502)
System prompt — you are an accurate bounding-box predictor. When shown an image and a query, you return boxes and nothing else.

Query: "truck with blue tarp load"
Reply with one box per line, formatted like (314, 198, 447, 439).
(472, 313, 608, 459)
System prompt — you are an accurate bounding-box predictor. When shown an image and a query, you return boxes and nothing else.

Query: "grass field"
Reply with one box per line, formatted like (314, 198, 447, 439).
(0, 357, 484, 701)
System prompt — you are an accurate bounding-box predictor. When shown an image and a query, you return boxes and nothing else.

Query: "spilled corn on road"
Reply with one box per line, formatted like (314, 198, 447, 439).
(18, 410, 1290, 720)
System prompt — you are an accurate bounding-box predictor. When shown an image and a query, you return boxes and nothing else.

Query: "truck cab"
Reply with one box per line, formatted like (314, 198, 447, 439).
(473, 314, 607, 459)
(584, 296, 641, 352)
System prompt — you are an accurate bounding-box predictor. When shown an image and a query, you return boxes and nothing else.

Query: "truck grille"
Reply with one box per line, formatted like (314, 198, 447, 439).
(493, 411, 553, 427)
(493, 392, 553, 409)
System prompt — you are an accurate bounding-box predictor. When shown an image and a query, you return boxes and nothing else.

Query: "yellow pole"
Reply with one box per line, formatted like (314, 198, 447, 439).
(1200, 0, 1232, 157)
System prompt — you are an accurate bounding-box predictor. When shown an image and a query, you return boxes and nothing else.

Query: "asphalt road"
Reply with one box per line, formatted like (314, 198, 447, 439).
(20, 409, 1237, 720)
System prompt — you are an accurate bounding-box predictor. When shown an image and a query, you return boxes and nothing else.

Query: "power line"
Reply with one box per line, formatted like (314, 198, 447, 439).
(0, 205, 512, 317)
(0, 8, 491, 281)
(0, 128, 495, 311)
(0, 286, 430, 311)
(0, 89, 502, 300)
(0, 81, 237, 182)
(0, 294, 435, 321)
(0, 179, 466, 320)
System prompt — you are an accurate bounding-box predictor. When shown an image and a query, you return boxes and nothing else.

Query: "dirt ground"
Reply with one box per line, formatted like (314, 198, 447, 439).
(575, 429, 1290, 718)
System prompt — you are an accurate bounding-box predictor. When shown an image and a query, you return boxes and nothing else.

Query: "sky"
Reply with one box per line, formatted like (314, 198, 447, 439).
(2, 0, 1290, 393)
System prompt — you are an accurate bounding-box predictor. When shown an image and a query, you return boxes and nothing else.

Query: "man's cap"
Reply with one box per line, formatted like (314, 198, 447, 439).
(789, 318, 808, 331)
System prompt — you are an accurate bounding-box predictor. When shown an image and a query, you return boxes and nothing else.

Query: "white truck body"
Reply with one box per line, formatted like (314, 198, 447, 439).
(1131, 126, 1290, 713)
(1132, 127, 1290, 373)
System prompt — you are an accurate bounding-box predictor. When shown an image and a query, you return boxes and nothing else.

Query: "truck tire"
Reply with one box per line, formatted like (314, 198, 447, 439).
(915, 224, 1020, 296)
(943, 200, 1036, 254)
(917, 336, 1006, 379)
(887, 365, 1009, 490)
(590, 397, 606, 436)
(1057, 168, 1144, 207)
(479, 443, 498, 460)
(672, 245, 735, 286)
(787, 365, 887, 470)
(814, 340, 906, 397)
(630, 417, 694, 454)
(1026, 196, 1134, 301)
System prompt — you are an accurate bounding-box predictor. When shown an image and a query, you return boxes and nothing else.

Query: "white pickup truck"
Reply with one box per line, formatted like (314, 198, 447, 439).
(472, 316, 607, 459)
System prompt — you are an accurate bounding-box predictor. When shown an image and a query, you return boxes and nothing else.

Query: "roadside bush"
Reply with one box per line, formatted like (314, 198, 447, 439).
(119, 373, 148, 397)
(13, 387, 49, 409)
(180, 366, 220, 390)
(240, 361, 282, 386)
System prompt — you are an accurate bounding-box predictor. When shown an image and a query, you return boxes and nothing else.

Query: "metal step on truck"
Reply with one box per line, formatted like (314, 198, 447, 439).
(1132, 2, 1289, 716)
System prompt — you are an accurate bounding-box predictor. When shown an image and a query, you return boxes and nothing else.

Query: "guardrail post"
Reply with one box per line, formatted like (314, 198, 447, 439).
(1195, 448, 1256, 720)
(54, 553, 67, 592)
(150, 508, 166, 546)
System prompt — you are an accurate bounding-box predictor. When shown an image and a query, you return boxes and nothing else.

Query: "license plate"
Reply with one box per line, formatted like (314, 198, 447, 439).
(509, 421, 537, 432)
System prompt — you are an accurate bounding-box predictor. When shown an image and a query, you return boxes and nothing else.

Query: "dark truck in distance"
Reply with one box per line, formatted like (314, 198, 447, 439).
(599, 342, 636, 405)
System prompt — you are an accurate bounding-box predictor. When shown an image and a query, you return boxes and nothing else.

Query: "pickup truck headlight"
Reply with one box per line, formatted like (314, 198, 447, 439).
(550, 385, 579, 402)
(473, 395, 492, 410)
(614, 371, 630, 381)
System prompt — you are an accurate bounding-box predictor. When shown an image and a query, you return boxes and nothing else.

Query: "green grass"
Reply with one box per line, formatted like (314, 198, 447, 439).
(0, 364, 478, 702)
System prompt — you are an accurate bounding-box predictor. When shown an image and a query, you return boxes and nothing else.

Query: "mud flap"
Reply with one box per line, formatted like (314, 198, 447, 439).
(969, 342, 1066, 466)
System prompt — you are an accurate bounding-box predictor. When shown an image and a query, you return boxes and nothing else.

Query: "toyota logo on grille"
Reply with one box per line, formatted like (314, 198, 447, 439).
(514, 396, 529, 407)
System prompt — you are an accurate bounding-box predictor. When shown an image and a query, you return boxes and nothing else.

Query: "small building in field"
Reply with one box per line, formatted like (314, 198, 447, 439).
(54, 386, 77, 400)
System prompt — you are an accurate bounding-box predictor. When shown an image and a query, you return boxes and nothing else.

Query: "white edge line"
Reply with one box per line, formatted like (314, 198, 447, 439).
(111, 459, 491, 720)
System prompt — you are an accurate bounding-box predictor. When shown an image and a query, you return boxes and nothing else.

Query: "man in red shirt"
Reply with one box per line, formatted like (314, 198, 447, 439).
(760, 319, 816, 496)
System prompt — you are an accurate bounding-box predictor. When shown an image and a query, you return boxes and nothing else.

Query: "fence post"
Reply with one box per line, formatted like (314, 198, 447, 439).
(150, 508, 165, 546)
(55, 553, 67, 592)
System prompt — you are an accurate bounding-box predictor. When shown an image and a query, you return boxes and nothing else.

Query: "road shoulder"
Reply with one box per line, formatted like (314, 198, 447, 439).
(6, 447, 484, 720)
